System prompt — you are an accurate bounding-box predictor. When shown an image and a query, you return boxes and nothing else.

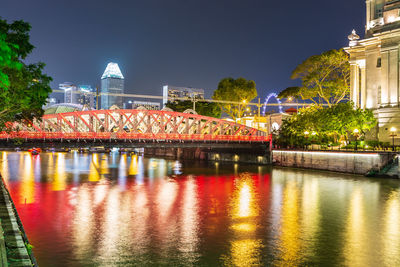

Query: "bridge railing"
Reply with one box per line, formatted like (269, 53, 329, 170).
(0, 131, 269, 142)
(0, 109, 270, 143)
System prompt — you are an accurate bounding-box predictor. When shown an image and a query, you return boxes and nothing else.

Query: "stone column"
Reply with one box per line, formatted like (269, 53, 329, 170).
(350, 62, 360, 107)
(381, 50, 389, 105)
(389, 49, 399, 105)
(360, 66, 367, 109)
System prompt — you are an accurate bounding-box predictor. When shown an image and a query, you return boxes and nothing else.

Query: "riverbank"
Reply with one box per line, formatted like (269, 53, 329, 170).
(0, 174, 36, 266)
(272, 150, 396, 176)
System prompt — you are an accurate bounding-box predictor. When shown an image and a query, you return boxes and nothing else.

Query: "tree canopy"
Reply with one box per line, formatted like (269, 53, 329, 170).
(276, 102, 376, 147)
(280, 49, 350, 107)
(165, 100, 221, 118)
(212, 77, 257, 120)
(0, 18, 52, 130)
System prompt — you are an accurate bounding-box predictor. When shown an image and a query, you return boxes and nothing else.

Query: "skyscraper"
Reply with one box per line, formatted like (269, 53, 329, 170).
(162, 85, 204, 106)
(59, 82, 79, 104)
(101, 62, 124, 109)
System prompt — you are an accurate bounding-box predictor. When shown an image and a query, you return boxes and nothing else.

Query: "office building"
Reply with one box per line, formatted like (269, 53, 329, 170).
(162, 85, 204, 106)
(132, 101, 160, 110)
(101, 62, 124, 109)
(59, 82, 79, 104)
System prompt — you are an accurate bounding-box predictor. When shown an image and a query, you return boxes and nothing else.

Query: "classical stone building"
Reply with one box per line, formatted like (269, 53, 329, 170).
(345, 0, 400, 142)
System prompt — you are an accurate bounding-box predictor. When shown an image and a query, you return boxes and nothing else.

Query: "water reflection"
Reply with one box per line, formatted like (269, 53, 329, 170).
(0, 152, 399, 267)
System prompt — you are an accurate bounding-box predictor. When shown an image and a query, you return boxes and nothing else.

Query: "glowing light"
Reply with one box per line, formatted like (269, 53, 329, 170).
(353, 128, 359, 134)
(101, 62, 124, 79)
(390, 127, 397, 133)
(304, 131, 310, 135)
(231, 223, 256, 232)
(262, 93, 283, 115)
(53, 153, 67, 191)
(228, 239, 263, 267)
(273, 150, 379, 157)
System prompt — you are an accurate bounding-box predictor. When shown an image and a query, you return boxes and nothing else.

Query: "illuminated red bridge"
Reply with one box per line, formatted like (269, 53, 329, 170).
(0, 109, 270, 148)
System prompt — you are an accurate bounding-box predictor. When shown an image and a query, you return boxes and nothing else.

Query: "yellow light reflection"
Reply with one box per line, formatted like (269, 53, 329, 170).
(229, 239, 263, 267)
(129, 154, 138, 175)
(88, 154, 100, 182)
(1, 152, 9, 183)
(71, 185, 94, 258)
(301, 178, 320, 252)
(178, 179, 199, 264)
(225, 175, 262, 267)
(233, 178, 258, 219)
(100, 154, 109, 175)
(20, 154, 35, 204)
(278, 180, 301, 265)
(52, 153, 67, 191)
(382, 190, 400, 266)
(344, 188, 366, 267)
(231, 223, 256, 232)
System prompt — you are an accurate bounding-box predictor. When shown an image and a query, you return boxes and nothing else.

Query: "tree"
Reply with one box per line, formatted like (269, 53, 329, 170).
(286, 49, 350, 107)
(277, 86, 301, 99)
(276, 102, 376, 147)
(0, 18, 52, 130)
(165, 100, 221, 118)
(212, 77, 257, 120)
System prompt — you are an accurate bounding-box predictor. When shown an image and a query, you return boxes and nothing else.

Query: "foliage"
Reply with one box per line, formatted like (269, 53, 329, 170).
(278, 86, 301, 99)
(0, 18, 52, 130)
(165, 100, 221, 118)
(285, 49, 350, 107)
(275, 102, 377, 148)
(212, 77, 257, 120)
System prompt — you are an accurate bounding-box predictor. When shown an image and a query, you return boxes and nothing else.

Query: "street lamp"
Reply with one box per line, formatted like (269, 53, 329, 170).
(353, 128, 359, 151)
(390, 127, 397, 151)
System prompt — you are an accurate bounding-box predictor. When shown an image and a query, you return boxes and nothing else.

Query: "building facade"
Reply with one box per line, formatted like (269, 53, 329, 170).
(345, 0, 400, 142)
(59, 82, 79, 104)
(162, 85, 204, 106)
(59, 82, 95, 109)
(101, 62, 124, 109)
(77, 85, 95, 109)
(132, 101, 160, 110)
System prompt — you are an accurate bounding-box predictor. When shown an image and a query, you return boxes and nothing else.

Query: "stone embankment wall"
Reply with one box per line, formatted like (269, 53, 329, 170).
(272, 150, 393, 175)
(144, 147, 270, 165)
(0, 175, 36, 266)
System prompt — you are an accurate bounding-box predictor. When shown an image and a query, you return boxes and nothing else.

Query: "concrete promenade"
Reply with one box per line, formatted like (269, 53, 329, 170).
(0, 174, 36, 267)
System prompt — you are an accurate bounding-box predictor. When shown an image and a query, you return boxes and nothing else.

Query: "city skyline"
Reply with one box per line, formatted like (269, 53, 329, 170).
(2, 0, 364, 99)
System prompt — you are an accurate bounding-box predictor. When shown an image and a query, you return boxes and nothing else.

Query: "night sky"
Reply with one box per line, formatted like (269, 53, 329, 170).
(2, 0, 365, 100)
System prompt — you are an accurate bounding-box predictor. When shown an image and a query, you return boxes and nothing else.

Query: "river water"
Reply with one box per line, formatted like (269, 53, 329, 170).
(0, 151, 399, 266)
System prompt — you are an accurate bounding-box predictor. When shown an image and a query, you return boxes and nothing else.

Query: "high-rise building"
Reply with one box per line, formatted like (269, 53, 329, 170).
(101, 62, 124, 109)
(132, 101, 161, 110)
(59, 82, 95, 109)
(77, 85, 95, 109)
(59, 82, 79, 104)
(345, 0, 400, 142)
(162, 85, 204, 106)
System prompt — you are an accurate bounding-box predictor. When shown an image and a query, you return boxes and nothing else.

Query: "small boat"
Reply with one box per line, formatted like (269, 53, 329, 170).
(28, 148, 42, 155)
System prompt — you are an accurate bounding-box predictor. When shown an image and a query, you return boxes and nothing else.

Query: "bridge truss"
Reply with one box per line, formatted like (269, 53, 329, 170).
(0, 110, 269, 143)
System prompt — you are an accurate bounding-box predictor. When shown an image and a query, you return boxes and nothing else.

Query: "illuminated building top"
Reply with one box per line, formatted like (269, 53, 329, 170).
(101, 62, 124, 80)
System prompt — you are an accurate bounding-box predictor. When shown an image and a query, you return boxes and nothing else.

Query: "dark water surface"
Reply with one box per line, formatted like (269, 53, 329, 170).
(0, 151, 400, 266)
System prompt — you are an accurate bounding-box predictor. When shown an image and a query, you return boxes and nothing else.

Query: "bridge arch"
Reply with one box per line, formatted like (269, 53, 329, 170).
(1, 109, 269, 143)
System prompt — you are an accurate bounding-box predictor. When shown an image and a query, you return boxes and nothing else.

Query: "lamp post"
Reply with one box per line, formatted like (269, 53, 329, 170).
(390, 127, 397, 151)
(353, 129, 359, 151)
